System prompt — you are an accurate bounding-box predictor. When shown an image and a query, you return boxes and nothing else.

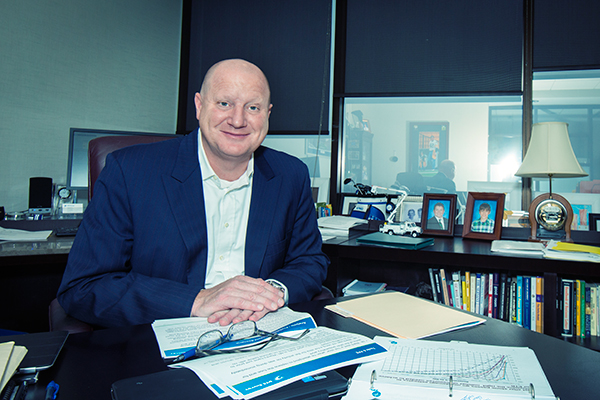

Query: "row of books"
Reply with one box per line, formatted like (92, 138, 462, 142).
(559, 279, 600, 338)
(428, 268, 544, 333)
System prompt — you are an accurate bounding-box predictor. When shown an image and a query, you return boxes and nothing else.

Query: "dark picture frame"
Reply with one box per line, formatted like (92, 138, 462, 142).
(590, 213, 600, 232)
(408, 121, 449, 176)
(421, 193, 457, 236)
(462, 192, 505, 241)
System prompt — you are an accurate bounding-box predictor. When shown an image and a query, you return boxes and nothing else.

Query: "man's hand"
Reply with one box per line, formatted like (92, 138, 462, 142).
(191, 276, 285, 325)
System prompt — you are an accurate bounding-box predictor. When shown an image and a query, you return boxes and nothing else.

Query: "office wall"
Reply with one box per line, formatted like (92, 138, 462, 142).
(0, 0, 182, 211)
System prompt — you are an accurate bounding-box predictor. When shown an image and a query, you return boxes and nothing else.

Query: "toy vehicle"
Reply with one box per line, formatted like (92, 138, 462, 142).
(379, 221, 422, 237)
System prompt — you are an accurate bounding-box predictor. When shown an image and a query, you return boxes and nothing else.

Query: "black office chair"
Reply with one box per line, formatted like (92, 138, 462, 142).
(391, 172, 426, 195)
(49, 299, 93, 334)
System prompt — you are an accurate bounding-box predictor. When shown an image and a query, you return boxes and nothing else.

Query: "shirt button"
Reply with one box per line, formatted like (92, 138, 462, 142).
(224, 222, 229, 228)
(219, 255, 224, 261)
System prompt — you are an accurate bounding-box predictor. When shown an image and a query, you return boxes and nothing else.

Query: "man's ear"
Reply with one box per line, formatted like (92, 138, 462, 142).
(194, 92, 203, 120)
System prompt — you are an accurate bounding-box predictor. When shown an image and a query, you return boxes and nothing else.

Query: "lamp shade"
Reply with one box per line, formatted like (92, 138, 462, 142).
(515, 122, 588, 178)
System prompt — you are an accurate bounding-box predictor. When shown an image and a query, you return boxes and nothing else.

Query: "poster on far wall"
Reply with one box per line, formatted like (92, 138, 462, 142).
(408, 121, 449, 177)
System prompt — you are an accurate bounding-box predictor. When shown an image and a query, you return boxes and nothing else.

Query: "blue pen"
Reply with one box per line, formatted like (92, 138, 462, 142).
(171, 348, 196, 363)
(45, 381, 59, 400)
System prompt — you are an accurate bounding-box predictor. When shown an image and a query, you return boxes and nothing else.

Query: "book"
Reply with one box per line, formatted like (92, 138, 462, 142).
(516, 276, 523, 327)
(498, 273, 507, 321)
(530, 276, 537, 332)
(509, 277, 517, 324)
(342, 279, 387, 296)
(356, 232, 434, 249)
(462, 273, 468, 311)
(561, 279, 574, 337)
(523, 277, 531, 330)
(536, 276, 544, 333)
(428, 268, 439, 303)
(440, 269, 450, 306)
(469, 272, 476, 313)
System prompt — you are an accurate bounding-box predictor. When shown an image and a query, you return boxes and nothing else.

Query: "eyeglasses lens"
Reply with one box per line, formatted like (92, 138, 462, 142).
(228, 320, 257, 341)
(197, 330, 224, 351)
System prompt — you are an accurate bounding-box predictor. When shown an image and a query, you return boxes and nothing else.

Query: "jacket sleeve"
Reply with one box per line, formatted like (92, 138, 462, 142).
(57, 152, 201, 328)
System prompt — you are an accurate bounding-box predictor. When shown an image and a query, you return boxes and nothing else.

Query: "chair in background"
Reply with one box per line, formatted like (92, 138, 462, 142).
(88, 134, 176, 200)
(391, 172, 426, 195)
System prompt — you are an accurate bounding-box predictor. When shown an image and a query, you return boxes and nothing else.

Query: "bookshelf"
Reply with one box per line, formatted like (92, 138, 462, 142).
(322, 230, 600, 350)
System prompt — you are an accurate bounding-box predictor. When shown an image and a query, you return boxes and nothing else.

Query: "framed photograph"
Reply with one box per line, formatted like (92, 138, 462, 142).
(341, 195, 360, 215)
(558, 193, 600, 231)
(590, 213, 600, 232)
(421, 193, 457, 236)
(408, 121, 449, 176)
(462, 192, 505, 241)
(399, 196, 424, 224)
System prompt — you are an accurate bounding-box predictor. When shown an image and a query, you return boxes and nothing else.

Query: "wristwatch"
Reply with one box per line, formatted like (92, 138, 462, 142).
(266, 279, 289, 305)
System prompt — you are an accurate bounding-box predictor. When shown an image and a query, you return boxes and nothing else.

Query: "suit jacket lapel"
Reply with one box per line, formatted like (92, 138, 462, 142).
(245, 148, 281, 277)
(163, 132, 208, 285)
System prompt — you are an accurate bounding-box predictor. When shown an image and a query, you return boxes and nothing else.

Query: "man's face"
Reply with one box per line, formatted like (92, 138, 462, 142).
(195, 61, 272, 166)
(479, 209, 490, 222)
(434, 205, 445, 218)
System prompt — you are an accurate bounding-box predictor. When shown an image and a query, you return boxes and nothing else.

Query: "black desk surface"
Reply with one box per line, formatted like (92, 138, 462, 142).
(22, 297, 600, 400)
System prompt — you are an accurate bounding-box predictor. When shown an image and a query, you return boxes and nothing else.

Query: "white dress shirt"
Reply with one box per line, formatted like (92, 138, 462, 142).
(198, 132, 253, 289)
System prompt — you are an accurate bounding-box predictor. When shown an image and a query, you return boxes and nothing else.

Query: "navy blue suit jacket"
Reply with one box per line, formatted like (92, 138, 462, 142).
(58, 132, 329, 327)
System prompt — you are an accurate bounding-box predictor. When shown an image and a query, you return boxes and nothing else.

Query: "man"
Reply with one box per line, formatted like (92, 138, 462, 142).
(427, 202, 448, 230)
(471, 202, 495, 233)
(425, 159, 456, 194)
(57, 59, 329, 328)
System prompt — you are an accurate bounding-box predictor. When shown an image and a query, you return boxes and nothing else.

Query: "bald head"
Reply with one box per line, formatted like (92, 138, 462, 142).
(439, 159, 455, 180)
(200, 59, 271, 104)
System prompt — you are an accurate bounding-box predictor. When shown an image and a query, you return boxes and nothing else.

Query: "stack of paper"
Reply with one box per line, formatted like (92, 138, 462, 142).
(490, 240, 545, 257)
(544, 240, 600, 263)
(0, 341, 28, 393)
(317, 215, 367, 239)
(152, 308, 387, 399)
(0, 227, 52, 242)
(343, 279, 387, 296)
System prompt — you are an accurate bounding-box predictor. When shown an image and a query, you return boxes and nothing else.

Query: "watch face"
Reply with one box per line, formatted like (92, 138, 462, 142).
(535, 199, 567, 231)
(58, 188, 72, 199)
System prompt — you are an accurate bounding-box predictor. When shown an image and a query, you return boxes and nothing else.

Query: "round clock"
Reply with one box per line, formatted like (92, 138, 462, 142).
(58, 187, 72, 200)
(534, 198, 568, 232)
(528, 193, 573, 242)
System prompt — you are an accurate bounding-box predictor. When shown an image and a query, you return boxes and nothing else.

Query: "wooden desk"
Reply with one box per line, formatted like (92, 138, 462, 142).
(21, 297, 600, 400)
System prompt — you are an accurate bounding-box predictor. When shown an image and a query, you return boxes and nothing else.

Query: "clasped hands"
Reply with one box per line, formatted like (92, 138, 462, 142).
(191, 275, 285, 326)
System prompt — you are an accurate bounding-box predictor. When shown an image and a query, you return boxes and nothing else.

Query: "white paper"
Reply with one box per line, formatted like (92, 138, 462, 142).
(0, 226, 52, 241)
(152, 307, 317, 359)
(173, 326, 387, 399)
(343, 337, 556, 400)
(317, 216, 367, 230)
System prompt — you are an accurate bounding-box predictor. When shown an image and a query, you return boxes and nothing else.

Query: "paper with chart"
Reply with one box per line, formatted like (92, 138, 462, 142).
(344, 336, 556, 400)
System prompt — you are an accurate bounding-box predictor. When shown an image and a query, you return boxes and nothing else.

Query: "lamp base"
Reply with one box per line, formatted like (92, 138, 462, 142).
(528, 193, 574, 243)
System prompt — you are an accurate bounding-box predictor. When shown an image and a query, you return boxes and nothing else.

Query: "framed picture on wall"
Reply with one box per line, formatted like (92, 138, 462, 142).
(421, 193, 457, 236)
(590, 213, 600, 232)
(462, 192, 505, 241)
(408, 121, 449, 176)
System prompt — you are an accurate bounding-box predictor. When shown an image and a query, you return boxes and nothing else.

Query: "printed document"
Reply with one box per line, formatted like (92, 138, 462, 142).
(172, 326, 387, 399)
(344, 336, 556, 400)
(152, 307, 316, 359)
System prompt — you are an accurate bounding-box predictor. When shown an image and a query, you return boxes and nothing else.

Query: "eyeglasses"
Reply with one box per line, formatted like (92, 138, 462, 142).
(170, 320, 309, 363)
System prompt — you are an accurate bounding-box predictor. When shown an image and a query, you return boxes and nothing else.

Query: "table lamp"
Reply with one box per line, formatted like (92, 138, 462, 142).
(515, 121, 588, 242)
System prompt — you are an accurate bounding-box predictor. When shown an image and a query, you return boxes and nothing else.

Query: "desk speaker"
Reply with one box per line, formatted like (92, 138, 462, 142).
(29, 177, 53, 214)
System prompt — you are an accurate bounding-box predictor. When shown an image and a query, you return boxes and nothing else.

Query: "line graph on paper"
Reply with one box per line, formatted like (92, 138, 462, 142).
(369, 338, 556, 399)
(382, 344, 520, 383)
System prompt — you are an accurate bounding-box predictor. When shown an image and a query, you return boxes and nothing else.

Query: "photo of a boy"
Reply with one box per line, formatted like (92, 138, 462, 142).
(471, 202, 495, 233)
